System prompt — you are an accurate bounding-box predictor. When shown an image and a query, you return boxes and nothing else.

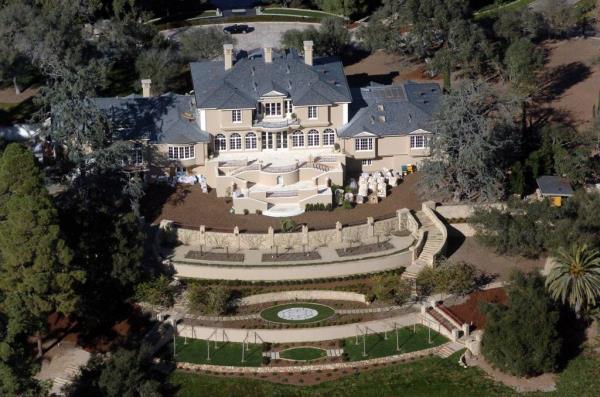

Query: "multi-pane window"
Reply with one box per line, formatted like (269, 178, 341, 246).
(410, 135, 429, 149)
(168, 145, 195, 160)
(245, 132, 257, 149)
(292, 131, 304, 147)
(264, 102, 282, 117)
(230, 133, 242, 150)
(308, 106, 317, 119)
(215, 134, 226, 152)
(355, 138, 374, 151)
(285, 100, 293, 114)
(323, 128, 335, 146)
(307, 129, 319, 147)
(232, 109, 242, 123)
(362, 159, 372, 166)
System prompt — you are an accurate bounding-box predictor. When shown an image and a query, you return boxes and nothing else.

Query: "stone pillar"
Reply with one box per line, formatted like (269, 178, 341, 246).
(234, 226, 240, 251)
(397, 209, 406, 231)
(141, 79, 152, 97)
(451, 328, 460, 342)
(301, 225, 309, 246)
(367, 217, 374, 238)
(264, 47, 273, 63)
(268, 226, 275, 249)
(199, 225, 206, 247)
(422, 200, 436, 211)
(303, 40, 313, 66)
(462, 323, 470, 337)
(335, 221, 343, 243)
(223, 43, 233, 70)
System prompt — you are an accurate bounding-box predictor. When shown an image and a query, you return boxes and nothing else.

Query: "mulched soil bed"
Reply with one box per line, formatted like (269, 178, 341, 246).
(444, 287, 507, 330)
(335, 241, 394, 257)
(142, 173, 423, 233)
(261, 251, 321, 262)
(185, 250, 245, 262)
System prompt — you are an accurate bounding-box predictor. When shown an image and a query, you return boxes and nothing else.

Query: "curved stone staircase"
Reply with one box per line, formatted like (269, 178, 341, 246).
(402, 205, 447, 280)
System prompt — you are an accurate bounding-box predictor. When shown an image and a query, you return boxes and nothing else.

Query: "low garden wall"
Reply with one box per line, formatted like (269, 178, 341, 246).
(239, 290, 368, 306)
(163, 212, 402, 251)
(176, 345, 443, 374)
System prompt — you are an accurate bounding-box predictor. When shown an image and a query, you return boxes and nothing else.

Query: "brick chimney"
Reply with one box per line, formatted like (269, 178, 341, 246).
(223, 43, 233, 70)
(303, 40, 313, 66)
(141, 79, 152, 97)
(264, 47, 272, 63)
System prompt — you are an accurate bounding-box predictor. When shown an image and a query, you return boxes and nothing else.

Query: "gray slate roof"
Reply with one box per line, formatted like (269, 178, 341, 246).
(93, 93, 209, 144)
(338, 81, 441, 138)
(536, 176, 574, 197)
(190, 49, 352, 109)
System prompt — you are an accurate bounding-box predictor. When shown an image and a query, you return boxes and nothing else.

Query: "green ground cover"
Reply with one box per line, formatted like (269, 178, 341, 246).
(260, 302, 335, 324)
(279, 347, 327, 361)
(171, 352, 600, 397)
(174, 338, 262, 367)
(344, 325, 447, 361)
(262, 8, 345, 20)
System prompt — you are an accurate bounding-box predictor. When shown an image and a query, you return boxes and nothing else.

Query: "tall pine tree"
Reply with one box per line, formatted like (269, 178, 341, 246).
(0, 143, 84, 358)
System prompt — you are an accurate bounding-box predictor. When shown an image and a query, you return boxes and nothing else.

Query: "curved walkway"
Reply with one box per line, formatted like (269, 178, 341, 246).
(176, 311, 421, 343)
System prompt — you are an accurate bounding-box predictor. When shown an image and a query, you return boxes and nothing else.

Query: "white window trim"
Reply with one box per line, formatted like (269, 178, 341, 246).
(229, 133, 242, 151)
(308, 106, 318, 120)
(362, 159, 372, 166)
(355, 138, 374, 151)
(264, 102, 282, 118)
(410, 135, 429, 149)
(168, 145, 196, 160)
(232, 109, 242, 124)
(307, 130, 319, 147)
(323, 129, 335, 147)
(292, 132, 304, 148)
(215, 134, 226, 152)
(245, 133, 257, 150)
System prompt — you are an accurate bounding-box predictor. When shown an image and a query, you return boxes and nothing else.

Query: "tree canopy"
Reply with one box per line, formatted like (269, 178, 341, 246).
(418, 80, 519, 202)
(482, 271, 562, 377)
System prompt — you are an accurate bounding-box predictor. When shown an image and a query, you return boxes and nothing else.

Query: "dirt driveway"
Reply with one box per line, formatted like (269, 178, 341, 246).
(163, 21, 321, 50)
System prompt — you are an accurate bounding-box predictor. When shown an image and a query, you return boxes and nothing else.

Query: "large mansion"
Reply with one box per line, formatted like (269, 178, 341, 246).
(94, 41, 441, 216)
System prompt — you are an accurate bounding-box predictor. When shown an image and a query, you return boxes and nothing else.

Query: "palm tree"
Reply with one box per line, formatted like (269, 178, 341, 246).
(545, 244, 600, 314)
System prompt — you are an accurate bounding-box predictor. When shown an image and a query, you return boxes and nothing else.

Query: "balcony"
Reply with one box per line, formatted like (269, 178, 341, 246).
(253, 115, 300, 131)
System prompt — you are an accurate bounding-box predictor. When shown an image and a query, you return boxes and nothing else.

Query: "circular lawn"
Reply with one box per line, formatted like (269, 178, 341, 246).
(279, 347, 327, 361)
(260, 302, 335, 324)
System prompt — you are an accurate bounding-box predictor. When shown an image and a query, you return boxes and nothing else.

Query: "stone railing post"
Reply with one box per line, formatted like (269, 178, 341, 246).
(199, 225, 206, 247)
(397, 209, 407, 231)
(462, 323, 470, 337)
(234, 226, 240, 251)
(335, 221, 343, 243)
(302, 225, 309, 246)
(367, 217, 374, 238)
(268, 226, 275, 249)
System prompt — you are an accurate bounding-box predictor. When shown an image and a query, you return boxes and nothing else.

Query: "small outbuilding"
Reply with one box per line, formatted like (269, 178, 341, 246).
(536, 176, 574, 206)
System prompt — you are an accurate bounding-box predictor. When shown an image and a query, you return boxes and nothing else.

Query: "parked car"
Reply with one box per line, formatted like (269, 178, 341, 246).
(223, 24, 253, 34)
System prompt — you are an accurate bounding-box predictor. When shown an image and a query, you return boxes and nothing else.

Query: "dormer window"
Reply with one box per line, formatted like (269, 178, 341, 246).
(285, 100, 293, 114)
(264, 102, 281, 117)
(232, 109, 242, 123)
(308, 106, 317, 119)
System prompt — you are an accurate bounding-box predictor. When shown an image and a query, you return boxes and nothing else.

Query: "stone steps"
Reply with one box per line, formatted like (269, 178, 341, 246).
(436, 342, 464, 358)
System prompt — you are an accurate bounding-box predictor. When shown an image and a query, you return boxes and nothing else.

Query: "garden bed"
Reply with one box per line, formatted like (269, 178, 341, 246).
(336, 241, 394, 257)
(261, 251, 321, 262)
(260, 302, 335, 325)
(185, 250, 245, 262)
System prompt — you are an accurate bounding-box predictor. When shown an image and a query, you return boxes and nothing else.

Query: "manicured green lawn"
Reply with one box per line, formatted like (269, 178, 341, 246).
(262, 8, 345, 20)
(343, 325, 447, 361)
(174, 338, 262, 367)
(279, 347, 327, 361)
(260, 302, 335, 324)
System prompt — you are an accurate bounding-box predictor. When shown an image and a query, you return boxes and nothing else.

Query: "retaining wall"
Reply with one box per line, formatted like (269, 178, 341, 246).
(240, 290, 368, 306)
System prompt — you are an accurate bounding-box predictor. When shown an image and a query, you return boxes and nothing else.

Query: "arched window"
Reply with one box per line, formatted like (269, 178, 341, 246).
(230, 133, 242, 150)
(245, 132, 257, 149)
(215, 134, 226, 152)
(291, 130, 304, 147)
(307, 129, 319, 147)
(323, 128, 335, 146)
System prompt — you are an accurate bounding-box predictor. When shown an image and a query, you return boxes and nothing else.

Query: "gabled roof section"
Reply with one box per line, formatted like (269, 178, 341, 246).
(190, 49, 352, 110)
(93, 93, 209, 144)
(338, 81, 442, 138)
